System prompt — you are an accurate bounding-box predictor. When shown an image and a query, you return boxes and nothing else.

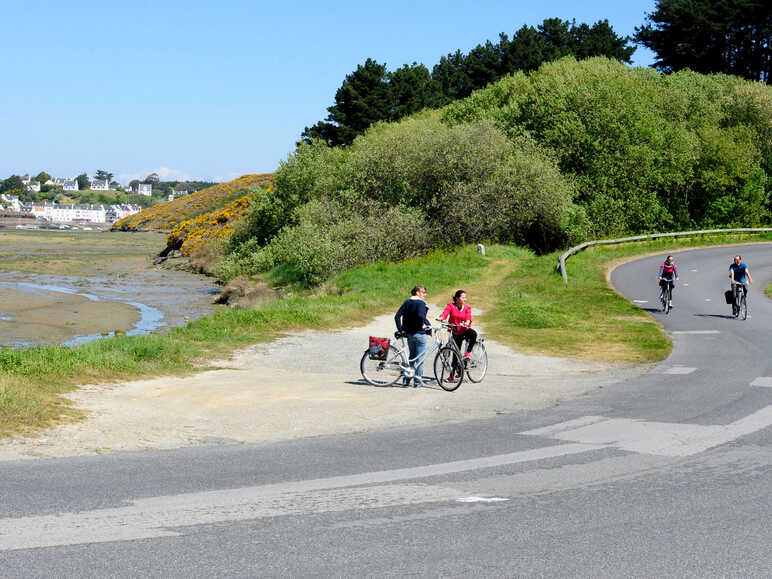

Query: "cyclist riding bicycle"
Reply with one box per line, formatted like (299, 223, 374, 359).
(658, 255, 679, 309)
(729, 255, 753, 316)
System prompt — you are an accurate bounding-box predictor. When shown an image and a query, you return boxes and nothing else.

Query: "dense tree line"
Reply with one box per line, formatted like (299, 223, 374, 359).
(635, 0, 771, 83)
(220, 57, 771, 285)
(302, 18, 635, 146)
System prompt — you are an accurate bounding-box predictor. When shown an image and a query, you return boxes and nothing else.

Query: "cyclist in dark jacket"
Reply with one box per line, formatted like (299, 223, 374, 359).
(395, 285, 430, 387)
(729, 255, 753, 316)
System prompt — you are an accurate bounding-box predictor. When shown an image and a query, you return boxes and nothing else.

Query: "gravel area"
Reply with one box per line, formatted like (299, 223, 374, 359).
(0, 306, 648, 460)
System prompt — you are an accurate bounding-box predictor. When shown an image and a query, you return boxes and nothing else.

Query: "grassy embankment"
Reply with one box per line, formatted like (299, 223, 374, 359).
(2, 232, 771, 436)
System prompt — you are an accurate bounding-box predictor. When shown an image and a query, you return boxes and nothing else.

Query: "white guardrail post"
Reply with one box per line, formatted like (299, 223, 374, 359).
(556, 228, 772, 283)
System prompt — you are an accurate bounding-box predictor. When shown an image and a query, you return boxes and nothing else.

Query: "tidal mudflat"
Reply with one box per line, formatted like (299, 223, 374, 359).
(0, 226, 220, 347)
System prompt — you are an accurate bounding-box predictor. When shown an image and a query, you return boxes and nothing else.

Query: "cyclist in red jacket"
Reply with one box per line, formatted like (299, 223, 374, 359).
(437, 289, 477, 383)
(658, 255, 679, 309)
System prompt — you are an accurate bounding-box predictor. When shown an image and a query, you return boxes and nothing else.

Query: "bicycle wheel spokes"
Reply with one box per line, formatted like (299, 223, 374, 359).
(465, 342, 488, 383)
(434, 346, 463, 391)
(740, 293, 748, 320)
(360, 346, 405, 386)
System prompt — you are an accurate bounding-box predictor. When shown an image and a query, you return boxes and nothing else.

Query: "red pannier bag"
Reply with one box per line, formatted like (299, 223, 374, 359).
(368, 336, 390, 360)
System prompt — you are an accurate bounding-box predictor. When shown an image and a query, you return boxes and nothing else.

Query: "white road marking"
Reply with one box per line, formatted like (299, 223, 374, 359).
(672, 330, 721, 335)
(522, 405, 772, 458)
(683, 283, 689, 286)
(691, 269, 698, 272)
(0, 443, 599, 551)
(663, 366, 697, 375)
(456, 497, 509, 503)
(705, 298, 712, 301)
(751, 377, 772, 388)
(633, 300, 648, 304)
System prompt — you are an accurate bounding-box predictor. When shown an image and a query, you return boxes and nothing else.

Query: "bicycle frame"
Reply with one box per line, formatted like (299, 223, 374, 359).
(392, 326, 448, 377)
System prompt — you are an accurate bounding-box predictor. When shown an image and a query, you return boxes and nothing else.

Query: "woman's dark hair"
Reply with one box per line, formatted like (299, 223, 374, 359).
(452, 289, 466, 304)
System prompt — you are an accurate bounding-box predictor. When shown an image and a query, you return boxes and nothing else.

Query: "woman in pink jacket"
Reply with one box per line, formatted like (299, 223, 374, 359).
(437, 289, 478, 383)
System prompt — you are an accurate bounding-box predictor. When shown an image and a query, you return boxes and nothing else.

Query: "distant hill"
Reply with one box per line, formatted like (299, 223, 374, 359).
(113, 174, 273, 232)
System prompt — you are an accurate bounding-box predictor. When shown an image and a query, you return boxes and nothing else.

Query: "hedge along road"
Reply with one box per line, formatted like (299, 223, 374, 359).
(0, 298, 646, 460)
(1, 245, 771, 577)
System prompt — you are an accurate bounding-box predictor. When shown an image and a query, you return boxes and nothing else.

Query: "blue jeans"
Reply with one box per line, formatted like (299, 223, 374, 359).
(407, 333, 428, 379)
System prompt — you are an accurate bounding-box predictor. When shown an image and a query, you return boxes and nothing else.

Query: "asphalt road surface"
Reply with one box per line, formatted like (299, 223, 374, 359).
(1, 244, 770, 578)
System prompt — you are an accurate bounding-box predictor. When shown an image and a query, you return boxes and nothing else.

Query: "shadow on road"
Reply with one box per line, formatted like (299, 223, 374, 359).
(693, 313, 736, 320)
(346, 379, 444, 391)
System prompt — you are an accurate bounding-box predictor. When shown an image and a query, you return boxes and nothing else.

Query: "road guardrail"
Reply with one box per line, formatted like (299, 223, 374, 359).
(556, 227, 772, 283)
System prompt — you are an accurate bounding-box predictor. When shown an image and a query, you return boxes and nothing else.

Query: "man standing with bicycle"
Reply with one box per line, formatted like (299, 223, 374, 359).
(658, 255, 679, 310)
(729, 255, 753, 317)
(395, 285, 430, 387)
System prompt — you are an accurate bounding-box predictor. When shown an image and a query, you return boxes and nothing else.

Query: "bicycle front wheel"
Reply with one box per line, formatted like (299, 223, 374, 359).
(739, 292, 748, 320)
(360, 346, 405, 386)
(434, 346, 463, 391)
(465, 342, 488, 383)
(659, 288, 667, 312)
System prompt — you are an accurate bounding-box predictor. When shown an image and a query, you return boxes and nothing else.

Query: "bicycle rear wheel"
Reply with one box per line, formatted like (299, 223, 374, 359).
(360, 346, 405, 386)
(465, 342, 488, 383)
(434, 346, 463, 391)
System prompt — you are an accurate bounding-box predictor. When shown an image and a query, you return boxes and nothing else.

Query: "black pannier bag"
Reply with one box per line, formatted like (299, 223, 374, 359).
(368, 336, 390, 360)
(724, 290, 735, 305)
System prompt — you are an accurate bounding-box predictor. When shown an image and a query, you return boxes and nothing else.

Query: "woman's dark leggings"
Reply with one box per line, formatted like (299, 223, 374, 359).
(451, 329, 477, 375)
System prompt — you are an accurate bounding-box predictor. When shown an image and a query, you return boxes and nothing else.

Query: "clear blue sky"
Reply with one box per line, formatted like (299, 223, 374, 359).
(0, 0, 657, 184)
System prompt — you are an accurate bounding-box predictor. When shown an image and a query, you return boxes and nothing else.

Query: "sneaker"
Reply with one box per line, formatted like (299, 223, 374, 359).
(413, 378, 424, 388)
(464, 352, 471, 358)
(444, 375, 456, 383)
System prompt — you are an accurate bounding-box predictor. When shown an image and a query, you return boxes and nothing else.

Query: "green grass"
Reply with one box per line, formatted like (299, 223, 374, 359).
(3, 232, 771, 437)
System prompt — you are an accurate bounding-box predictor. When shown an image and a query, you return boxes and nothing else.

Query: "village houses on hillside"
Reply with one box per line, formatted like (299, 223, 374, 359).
(1, 194, 140, 223)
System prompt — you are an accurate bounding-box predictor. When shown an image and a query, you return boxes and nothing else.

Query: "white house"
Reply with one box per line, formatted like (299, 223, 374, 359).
(31, 203, 107, 223)
(105, 204, 141, 222)
(1, 194, 22, 212)
(62, 180, 78, 191)
(20, 174, 31, 186)
(27, 181, 41, 192)
(91, 179, 109, 191)
(136, 183, 152, 196)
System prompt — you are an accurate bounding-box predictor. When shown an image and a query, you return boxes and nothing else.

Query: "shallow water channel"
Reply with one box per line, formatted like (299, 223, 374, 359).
(0, 225, 220, 348)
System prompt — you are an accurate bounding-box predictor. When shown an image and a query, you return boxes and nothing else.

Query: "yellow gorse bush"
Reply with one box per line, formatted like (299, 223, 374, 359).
(166, 193, 257, 256)
(114, 174, 273, 231)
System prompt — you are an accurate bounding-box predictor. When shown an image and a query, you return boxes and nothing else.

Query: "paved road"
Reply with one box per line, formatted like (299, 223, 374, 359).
(1, 244, 770, 578)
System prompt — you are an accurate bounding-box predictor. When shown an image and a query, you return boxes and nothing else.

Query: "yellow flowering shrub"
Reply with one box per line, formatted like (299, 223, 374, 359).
(114, 174, 273, 231)
(166, 192, 257, 256)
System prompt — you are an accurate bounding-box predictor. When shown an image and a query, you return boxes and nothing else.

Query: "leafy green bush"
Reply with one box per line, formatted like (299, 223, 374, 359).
(442, 57, 770, 236)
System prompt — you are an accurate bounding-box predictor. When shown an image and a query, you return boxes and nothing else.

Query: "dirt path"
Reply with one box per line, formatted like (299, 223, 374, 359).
(0, 306, 648, 460)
